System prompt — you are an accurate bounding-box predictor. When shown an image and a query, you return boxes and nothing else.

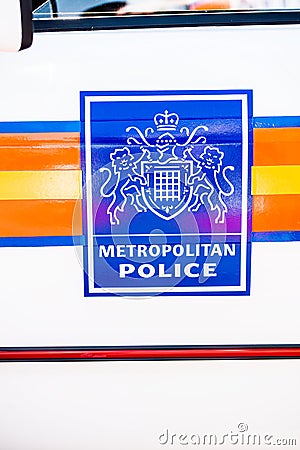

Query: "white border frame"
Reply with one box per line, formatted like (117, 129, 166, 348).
(84, 94, 249, 295)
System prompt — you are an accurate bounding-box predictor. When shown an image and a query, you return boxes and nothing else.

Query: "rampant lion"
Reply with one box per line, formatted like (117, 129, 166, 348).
(100, 147, 148, 225)
(187, 146, 234, 224)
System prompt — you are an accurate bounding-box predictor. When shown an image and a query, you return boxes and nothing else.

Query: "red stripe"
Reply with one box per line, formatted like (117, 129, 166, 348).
(1, 348, 300, 361)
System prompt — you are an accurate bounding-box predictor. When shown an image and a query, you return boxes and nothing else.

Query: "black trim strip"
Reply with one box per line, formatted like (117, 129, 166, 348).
(33, 10, 300, 33)
(20, 0, 33, 50)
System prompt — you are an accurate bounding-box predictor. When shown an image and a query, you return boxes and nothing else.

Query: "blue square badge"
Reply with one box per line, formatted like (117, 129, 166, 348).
(80, 91, 252, 297)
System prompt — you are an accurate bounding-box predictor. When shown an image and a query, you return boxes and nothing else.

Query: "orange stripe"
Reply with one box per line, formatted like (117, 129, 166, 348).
(0, 200, 82, 237)
(253, 194, 300, 232)
(1, 128, 299, 171)
(0, 133, 80, 170)
(254, 128, 300, 166)
(0, 195, 298, 237)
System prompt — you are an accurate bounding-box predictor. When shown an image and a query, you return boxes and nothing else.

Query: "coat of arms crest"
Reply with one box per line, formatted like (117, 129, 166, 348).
(100, 109, 235, 225)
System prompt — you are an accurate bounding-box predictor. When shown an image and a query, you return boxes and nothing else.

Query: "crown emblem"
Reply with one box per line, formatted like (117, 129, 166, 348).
(154, 110, 179, 131)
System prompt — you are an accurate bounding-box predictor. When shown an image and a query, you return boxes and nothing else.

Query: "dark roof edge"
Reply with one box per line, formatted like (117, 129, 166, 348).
(33, 9, 300, 33)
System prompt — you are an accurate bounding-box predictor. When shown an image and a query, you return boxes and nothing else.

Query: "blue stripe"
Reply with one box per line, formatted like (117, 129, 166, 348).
(0, 118, 299, 133)
(0, 236, 85, 247)
(0, 121, 80, 133)
(0, 233, 298, 247)
(254, 117, 300, 128)
(252, 231, 300, 242)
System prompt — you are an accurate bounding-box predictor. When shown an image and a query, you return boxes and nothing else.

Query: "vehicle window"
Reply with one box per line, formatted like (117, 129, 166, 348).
(33, 0, 300, 18)
(32, 0, 300, 32)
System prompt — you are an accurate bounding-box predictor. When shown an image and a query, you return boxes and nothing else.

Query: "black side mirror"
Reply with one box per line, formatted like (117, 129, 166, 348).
(0, 0, 33, 52)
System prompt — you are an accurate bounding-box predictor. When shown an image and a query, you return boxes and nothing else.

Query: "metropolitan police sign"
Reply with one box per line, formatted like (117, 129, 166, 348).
(81, 91, 252, 296)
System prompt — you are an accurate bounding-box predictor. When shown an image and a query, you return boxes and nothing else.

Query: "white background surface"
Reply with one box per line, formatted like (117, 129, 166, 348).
(0, 243, 299, 346)
(0, 25, 300, 120)
(0, 23, 300, 450)
(0, 360, 300, 450)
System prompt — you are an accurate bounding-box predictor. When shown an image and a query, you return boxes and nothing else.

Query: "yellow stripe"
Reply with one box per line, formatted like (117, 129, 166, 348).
(252, 166, 300, 195)
(0, 170, 82, 200)
(0, 166, 298, 200)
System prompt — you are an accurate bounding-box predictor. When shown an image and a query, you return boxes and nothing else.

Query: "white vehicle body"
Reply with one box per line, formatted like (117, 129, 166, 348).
(0, 8, 299, 449)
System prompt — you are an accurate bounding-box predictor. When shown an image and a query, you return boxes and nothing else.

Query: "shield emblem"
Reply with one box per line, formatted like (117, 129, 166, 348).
(141, 160, 193, 220)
